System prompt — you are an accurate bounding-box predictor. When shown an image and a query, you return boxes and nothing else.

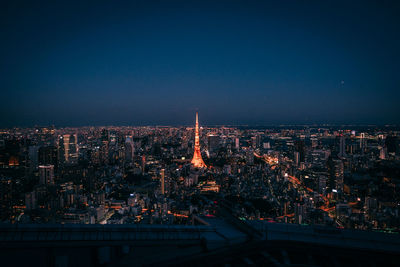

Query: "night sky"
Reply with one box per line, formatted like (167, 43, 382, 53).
(1, 1, 399, 127)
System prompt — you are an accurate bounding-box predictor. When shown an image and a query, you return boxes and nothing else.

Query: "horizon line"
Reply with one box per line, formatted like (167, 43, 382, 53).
(1, 123, 400, 129)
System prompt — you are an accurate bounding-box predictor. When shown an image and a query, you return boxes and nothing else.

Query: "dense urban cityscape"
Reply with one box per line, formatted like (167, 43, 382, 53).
(1, 112, 399, 233)
(2, 1, 400, 265)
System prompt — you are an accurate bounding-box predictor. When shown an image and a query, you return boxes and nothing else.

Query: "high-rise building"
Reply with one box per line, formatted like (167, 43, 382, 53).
(318, 176, 327, 195)
(208, 134, 220, 154)
(191, 112, 206, 168)
(59, 134, 78, 164)
(160, 169, 165, 195)
(39, 146, 57, 165)
(332, 159, 344, 192)
(25, 191, 37, 211)
(294, 140, 305, 162)
(360, 133, 366, 151)
(294, 151, 300, 166)
(235, 138, 240, 150)
(39, 146, 58, 174)
(338, 135, 346, 158)
(246, 148, 254, 165)
(251, 136, 257, 149)
(28, 146, 39, 169)
(39, 165, 55, 185)
(379, 146, 387, 160)
(294, 203, 306, 224)
(125, 136, 135, 162)
(100, 140, 109, 165)
(385, 135, 398, 155)
(0, 177, 12, 220)
(142, 155, 146, 174)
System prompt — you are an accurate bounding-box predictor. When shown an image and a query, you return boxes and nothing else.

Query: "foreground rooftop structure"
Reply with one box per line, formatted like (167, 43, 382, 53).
(1, 220, 399, 266)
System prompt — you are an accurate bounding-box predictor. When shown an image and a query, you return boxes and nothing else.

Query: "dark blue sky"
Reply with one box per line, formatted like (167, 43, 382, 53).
(1, 0, 399, 127)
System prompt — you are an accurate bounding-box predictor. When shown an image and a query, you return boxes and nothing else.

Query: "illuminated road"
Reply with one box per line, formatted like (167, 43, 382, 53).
(286, 174, 335, 213)
(254, 152, 340, 220)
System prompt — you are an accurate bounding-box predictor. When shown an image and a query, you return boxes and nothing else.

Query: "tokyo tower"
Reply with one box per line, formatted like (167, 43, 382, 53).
(191, 112, 207, 168)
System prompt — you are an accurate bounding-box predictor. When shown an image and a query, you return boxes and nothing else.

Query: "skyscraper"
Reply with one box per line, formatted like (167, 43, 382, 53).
(385, 135, 398, 155)
(59, 134, 78, 164)
(338, 135, 346, 158)
(191, 112, 206, 168)
(0, 177, 12, 220)
(332, 159, 344, 193)
(246, 148, 254, 165)
(235, 138, 240, 150)
(360, 133, 366, 152)
(125, 136, 135, 163)
(142, 155, 146, 174)
(208, 134, 220, 154)
(39, 165, 55, 185)
(294, 151, 300, 166)
(294, 140, 305, 162)
(39, 146, 58, 175)
(160, 169, 165, 195)
(25, 191, 37, 211)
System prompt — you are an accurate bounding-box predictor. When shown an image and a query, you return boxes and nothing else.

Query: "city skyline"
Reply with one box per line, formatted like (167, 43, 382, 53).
(2, 2, 400, 266)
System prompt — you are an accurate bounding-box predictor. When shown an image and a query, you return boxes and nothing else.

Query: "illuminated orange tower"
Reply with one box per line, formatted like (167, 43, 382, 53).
(191, 112, 207, 168)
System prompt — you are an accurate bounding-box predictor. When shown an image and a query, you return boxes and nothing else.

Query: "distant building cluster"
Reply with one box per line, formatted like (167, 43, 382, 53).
(0, 118, 400, 232)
